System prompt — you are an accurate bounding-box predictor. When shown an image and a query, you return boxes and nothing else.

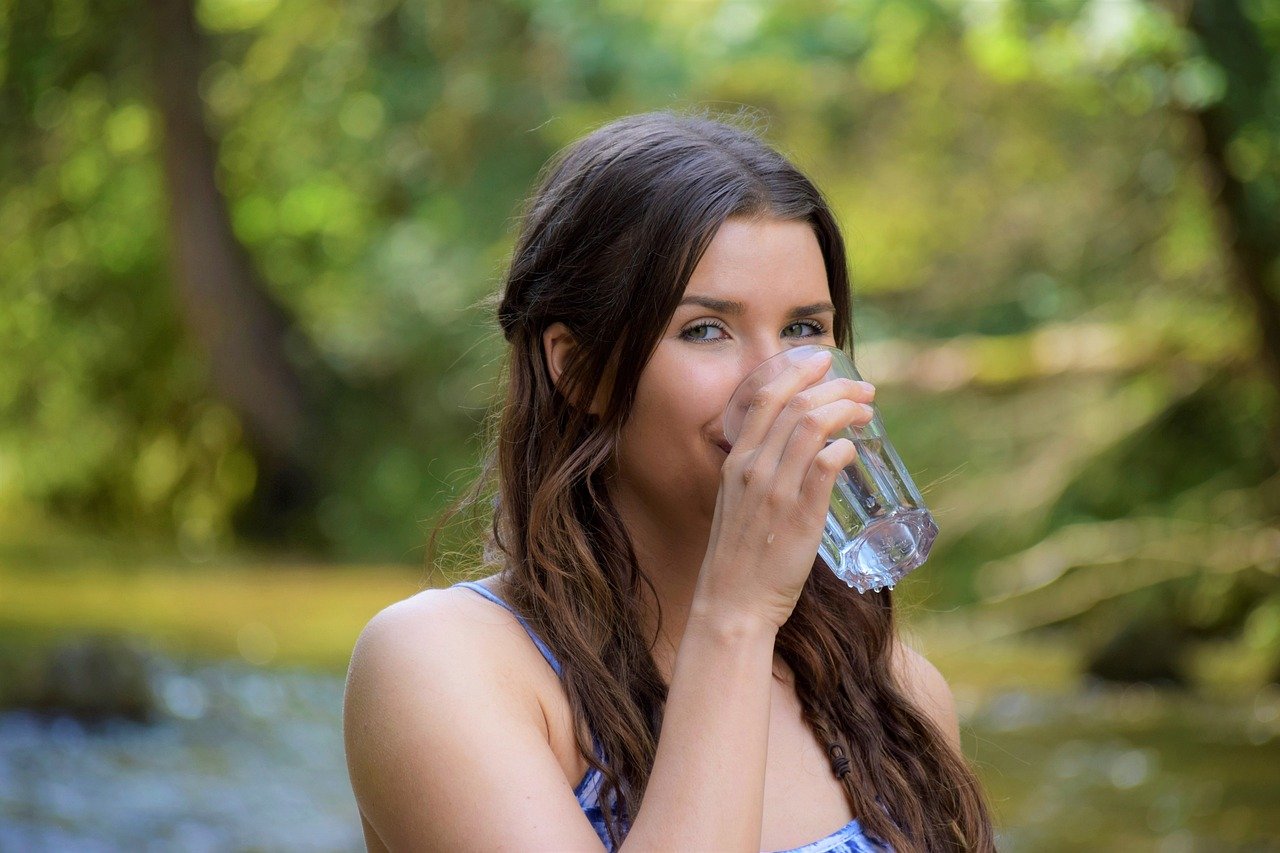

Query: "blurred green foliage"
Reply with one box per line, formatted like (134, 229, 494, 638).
(2, 0, 1278, 660)
(2, 3, 1280, 845)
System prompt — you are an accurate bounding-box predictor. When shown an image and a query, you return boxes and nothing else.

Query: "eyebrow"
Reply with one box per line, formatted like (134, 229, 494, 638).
(677, 296, 836, 319)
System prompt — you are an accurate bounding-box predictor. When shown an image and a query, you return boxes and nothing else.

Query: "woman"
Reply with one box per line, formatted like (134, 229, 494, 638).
(343, 110, 996, 852)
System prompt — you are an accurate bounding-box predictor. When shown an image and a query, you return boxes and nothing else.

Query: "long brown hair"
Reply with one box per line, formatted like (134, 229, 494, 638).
(430, 109, 995, 851)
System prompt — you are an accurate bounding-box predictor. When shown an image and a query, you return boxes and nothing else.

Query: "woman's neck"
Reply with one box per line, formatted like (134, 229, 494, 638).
(610, 488, 716, 683)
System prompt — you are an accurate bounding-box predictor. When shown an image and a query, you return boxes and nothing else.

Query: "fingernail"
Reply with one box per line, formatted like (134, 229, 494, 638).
(805, 350, 832, 363)
(856, 381, 875, 394)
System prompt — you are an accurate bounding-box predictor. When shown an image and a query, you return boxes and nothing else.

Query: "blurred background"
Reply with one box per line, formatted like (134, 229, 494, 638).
(2, 0, 1278, 849)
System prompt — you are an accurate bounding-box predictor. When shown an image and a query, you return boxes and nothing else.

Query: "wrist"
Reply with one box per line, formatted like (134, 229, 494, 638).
(687, 599, 780, 643)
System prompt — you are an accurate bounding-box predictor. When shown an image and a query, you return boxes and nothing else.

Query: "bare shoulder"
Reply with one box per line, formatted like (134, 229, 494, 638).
(344, 584, 538, 725)
(891, 639, 962, 753)
(348, 582, 548, 702)
(342, 583, 603, 851)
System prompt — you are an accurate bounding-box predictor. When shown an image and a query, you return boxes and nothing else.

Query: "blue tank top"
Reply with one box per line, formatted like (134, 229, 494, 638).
(453, 580, 894, 852)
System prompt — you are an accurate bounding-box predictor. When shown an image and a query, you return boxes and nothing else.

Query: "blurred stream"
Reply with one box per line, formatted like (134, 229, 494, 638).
(0, 656, 1277, 851)
(0, 660, 362, 852)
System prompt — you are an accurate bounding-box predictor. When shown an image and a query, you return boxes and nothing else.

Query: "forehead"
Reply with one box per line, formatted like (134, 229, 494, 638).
(681, 217, 829, 304)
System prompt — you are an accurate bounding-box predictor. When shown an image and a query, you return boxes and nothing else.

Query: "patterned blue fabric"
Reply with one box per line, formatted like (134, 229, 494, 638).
(453, 581, 894, 852)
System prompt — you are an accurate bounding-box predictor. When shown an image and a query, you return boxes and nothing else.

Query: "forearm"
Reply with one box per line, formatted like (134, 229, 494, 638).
(620, 608, 778, 852)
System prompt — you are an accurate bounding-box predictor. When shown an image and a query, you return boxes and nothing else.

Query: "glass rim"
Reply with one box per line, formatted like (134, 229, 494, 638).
(722, 344, 859, 442)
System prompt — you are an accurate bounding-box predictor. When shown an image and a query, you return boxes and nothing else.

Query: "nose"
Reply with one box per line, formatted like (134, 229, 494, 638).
(732, 347, 772, 393)
(736, 341, 825, 384)
(724, 341, 830, 443)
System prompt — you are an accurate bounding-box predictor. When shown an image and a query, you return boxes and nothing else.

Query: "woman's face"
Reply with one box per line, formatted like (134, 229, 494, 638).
(610, 215, 838, 530)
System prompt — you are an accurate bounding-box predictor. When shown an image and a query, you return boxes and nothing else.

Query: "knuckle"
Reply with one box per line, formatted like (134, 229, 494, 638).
(797, 411, 824, 434)
(787, 392, 815, 414)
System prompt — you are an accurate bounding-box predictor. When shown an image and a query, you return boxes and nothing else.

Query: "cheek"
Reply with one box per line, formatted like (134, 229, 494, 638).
(632, 358, 732, 435)
(612, 354, 732, 514)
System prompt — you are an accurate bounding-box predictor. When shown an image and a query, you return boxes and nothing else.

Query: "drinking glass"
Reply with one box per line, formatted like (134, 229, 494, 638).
(723, 344, 938, 593)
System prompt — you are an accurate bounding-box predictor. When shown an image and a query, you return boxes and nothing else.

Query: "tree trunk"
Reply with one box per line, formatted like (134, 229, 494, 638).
(1184, 0, 1280, 466)
(147, 0, 322, 538)
(1183, 0, 1280, 683)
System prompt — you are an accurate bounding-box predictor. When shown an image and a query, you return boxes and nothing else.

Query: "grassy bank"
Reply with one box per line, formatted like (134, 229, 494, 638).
(0, 558, 432, 672)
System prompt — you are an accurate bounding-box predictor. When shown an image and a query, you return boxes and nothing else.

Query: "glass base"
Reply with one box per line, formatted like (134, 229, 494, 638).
(820, 509, 938, 593)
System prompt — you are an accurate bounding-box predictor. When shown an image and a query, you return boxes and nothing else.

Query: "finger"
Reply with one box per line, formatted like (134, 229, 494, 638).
(773, 398, 874, 497)
(799, 436, 861, 511)
(751, 376, 874, 470)
(770, 378, 876, 431)
(730, 350, 832, 454)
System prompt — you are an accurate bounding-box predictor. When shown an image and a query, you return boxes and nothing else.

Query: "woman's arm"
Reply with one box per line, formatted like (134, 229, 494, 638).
(617, 605, 779, 852)
(342, 591, 781, 852)
(343, 591, 607, 851)
(343, 597, 966, 852)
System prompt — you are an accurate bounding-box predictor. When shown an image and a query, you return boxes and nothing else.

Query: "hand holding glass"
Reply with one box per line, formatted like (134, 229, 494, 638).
(722, 345, 937, 593)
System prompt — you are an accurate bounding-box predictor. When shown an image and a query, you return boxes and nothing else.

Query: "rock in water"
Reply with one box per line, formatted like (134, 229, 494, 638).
(0, 633, 159, 722)
(1083, 616, 1188, 687)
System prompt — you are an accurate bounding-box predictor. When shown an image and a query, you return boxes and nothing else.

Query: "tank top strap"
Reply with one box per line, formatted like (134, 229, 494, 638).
(453, 579, 610, 787)
(452, 580, 564, 678)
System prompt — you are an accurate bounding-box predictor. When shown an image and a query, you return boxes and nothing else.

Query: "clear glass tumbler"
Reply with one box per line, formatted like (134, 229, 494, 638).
(723, 344, 938, 593)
